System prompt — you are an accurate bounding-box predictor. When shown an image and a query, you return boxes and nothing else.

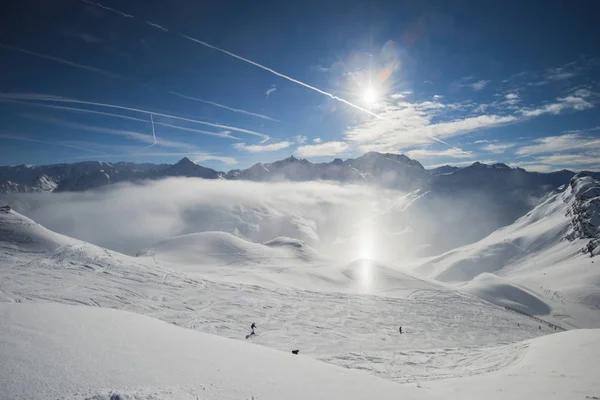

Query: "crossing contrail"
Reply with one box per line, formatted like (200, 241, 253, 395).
(80, 0, 468, 153)
(0, 43, 279, 124)
(0, 93, 270, 141)
(0, 98, 243, 140)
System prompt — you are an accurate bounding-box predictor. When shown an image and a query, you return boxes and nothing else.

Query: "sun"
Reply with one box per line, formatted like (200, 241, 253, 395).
(363, 87, 378, 105)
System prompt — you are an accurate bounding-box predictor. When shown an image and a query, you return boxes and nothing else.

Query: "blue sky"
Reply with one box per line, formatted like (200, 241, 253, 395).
(1, 0, 599, 172)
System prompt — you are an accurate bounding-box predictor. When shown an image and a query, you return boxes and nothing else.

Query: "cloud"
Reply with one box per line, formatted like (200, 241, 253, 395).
(296, 141, 349, 157)
(405, 148, 473, 159)
(313, 138, 322, 144)
(193, 155, 238, 165)
(516, 133, 600, 156)
(535, 153, 600, 166)
(464, 80, 490, 91)
(0, 92, 270, 141)
(294, 135, 307, 144)
(480, 143, 516, 154)
(504, 93, 520, 105)
(521, 90, 594, 117)
(265, 87, 277, 97)
(433, 95, 443, 100)
(508, 161, 554, 172)
(424, 160, 478, 169)
(233, 141, 293, 152)
(27, 115, 197, 150)
(473, 139, 498, 144)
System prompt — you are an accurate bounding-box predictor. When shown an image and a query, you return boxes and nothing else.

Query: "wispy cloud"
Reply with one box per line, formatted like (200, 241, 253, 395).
(265, 87, 277, 97)
(0, 133, 107, 155)
(313, 138, 322, 144)
(2, 97, 242, 140)
(77, 1, 469, 154)
(345, 85, 596, 154)
(169, 91, 279, 122)
(27, 115, 197, 151)
(294, 135, 307, 144)
(516, 132, 600, 156)
(0, 43, 122, 79)
(296, 141, 349, 157)
(0, 93, 270, 141)
(472, 139, 498, 144)
(405, 148, 473, 159)
(233, 141, 292, 152)
(521, 89, 594, 117)
(480, 143, 516, 154)
(464, 80, 490, 91)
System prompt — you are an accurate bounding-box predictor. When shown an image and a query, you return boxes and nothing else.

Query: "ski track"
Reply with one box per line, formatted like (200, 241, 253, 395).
(0, 244, 551, 383)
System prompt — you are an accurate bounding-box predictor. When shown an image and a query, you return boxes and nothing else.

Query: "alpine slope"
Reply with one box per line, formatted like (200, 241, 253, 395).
(0, 175, 599, 399)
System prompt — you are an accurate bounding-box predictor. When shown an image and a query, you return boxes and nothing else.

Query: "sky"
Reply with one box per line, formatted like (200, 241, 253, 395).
(0, 0, 599, 172)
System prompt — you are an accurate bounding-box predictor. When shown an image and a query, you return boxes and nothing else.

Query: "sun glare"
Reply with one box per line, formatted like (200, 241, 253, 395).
(363, 87, 378, 105)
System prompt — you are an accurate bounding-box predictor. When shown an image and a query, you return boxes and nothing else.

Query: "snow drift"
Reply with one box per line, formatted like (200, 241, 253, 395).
(414, 174, 600, 327)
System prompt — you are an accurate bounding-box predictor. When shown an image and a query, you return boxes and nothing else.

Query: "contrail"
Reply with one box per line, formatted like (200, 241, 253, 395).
(180, 34, 380, 119)
(146, 114, 157, 148)
(147, 21, 169, 32)
(169, 91, 280, 122)
(0, 43, 122, 79)
(1, 43, 279, 124)
(0, 93, 270, 140)
(80, 0, 133, 18)
(0, 133, 107, 155)
(80, 0, 468, 153)
(0, 98, 242, 140)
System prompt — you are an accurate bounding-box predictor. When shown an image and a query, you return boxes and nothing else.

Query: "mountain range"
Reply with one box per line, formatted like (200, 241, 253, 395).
(0, 151, 582, 194)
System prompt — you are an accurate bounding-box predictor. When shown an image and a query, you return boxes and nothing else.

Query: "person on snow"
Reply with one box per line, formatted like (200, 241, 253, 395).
(398, 326, 403, 334)
(251, 322, 256, 334)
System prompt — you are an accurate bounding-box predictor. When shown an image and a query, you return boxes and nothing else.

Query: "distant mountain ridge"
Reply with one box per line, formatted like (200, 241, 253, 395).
(0, 151, 590, 194)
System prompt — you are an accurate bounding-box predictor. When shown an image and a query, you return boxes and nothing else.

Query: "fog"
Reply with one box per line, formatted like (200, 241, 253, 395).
(2, 178, 525, 262)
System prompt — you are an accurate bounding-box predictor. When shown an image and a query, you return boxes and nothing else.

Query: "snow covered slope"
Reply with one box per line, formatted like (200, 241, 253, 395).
(139, 231, 322, 268)
(2, 303, 598, 400)
(414, 173, 600, 328)
(0, 206, 76, 251)
(0, 303, 427, 400)
(0, 209, 560, 384)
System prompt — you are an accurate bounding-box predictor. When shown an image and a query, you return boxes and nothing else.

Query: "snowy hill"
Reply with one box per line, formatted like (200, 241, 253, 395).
(139, 231, 322, 269)
(413, 173, 600, 328)
(0, 303, 427, 400)
(1, 303, 598, 400)
(0, 205, 76, 251)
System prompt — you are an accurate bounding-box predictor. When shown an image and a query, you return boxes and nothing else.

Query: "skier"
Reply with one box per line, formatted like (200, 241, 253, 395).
(398, 326, 403, 334)
(251, 322, 256, 334)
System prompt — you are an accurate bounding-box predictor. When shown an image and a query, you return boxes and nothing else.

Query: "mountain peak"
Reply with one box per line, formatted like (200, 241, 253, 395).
(175, 157, 196, 166)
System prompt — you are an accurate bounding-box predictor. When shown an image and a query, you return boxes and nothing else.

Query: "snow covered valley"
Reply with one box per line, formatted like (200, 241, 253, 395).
(1, 173, 599, 399)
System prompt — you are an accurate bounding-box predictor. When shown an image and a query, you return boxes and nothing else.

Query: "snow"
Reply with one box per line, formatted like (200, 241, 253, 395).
(413, 174, 600, 328)
(2, 174, 600, 398)
(0, 208, 77, 252)
(1, 303, 598, 399)
(0, 303, 425, 400)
